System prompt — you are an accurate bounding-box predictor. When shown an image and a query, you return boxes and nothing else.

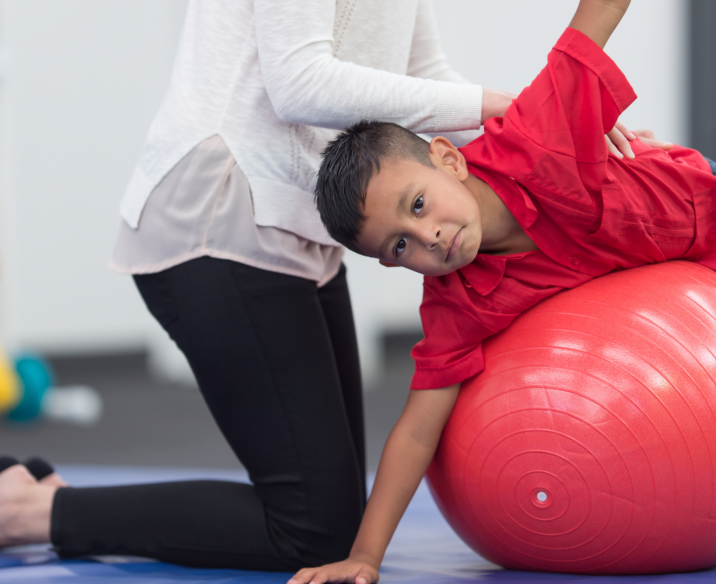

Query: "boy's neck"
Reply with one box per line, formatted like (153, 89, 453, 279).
(464, 174, 539, 256)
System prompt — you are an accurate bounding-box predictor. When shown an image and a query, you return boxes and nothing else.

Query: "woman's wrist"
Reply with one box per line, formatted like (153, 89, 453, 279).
(481, 88, 518, 124)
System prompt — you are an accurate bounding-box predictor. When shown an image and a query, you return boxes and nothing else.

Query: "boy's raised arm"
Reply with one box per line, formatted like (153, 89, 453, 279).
(289, 384, 460, 584)
(569, 0, 631, 49)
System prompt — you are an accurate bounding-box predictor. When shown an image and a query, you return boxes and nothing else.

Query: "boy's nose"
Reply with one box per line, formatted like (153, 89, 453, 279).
(417, 225, 441, 250)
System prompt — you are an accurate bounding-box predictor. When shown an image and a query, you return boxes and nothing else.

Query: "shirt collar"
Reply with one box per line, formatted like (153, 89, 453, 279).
(467, 164, 539, 229)
(459, 254, 507, 295)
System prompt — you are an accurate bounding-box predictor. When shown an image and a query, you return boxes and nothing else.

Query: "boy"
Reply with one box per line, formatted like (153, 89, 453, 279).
(290, 1, 716, 583)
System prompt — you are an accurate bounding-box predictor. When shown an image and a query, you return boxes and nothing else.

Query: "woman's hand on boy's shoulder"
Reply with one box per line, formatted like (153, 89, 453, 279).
(288, 556, 379, 584)
(481, 88, 518, 124)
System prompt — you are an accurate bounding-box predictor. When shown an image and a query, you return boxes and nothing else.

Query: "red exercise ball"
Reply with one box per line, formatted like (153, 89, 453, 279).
(427, 261, 716, 574)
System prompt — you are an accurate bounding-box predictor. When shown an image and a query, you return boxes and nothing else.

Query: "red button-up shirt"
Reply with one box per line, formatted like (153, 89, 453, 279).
(410, 28, 716, 390)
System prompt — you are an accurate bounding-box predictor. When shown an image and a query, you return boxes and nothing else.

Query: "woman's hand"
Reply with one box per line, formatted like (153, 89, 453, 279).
(481, 88, 518, 124)
(606, 122, 673, 159)
(288, 557, 379, 584)
(631, 128, 673, 151)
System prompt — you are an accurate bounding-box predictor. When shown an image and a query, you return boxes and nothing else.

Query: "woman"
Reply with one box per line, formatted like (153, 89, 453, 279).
(0, 0, 644, 570)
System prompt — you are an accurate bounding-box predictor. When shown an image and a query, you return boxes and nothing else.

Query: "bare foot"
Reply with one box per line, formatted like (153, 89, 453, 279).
(40, 473, 68, 488)
(0, 464, 55, 547)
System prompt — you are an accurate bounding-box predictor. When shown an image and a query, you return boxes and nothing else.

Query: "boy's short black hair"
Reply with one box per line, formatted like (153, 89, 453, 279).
(316, 120, 435, 252)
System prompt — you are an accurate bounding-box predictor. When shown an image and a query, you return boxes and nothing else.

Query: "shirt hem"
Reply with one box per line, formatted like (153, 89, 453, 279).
(109, 247, 342, 287)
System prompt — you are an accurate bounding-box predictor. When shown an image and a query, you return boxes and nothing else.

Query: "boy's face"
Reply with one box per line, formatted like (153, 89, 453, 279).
(355, 138, 482, 277)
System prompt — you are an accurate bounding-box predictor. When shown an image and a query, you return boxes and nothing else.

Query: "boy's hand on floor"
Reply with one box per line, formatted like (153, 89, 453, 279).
(288, 558, 379, 584)
(606, 122, 673, 159)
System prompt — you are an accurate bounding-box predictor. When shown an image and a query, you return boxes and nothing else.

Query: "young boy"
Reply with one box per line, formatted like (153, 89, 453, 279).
(290, 1, 716, 583)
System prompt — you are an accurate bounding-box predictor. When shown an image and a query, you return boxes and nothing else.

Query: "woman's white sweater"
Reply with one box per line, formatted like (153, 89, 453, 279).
(120, 0, 484, 246)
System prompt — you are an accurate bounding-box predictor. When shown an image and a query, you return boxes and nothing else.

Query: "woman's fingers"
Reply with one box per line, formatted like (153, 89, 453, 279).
(606, 121, 635, 159)
(632, 128, 673, 151)
(639, 136, 674, 151)
(633, 128, 655, 140)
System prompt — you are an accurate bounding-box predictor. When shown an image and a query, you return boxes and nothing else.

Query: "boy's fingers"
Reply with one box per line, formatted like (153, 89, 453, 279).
(356, 567, 379, 584)
(308, 570, 336, 584)
(288, 568, 317, 584)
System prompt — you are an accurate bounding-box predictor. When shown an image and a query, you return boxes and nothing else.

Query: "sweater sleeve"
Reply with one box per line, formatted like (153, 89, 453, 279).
(252, 0, 483, 133)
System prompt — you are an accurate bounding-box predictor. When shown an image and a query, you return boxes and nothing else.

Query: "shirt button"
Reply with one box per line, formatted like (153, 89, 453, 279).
(568, 256, 580, 265)
(465, 282, 472, 288)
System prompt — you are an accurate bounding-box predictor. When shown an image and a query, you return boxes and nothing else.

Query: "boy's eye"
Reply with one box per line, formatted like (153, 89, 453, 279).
(413, 196, 424, 216)
(395, 237, 408, 255)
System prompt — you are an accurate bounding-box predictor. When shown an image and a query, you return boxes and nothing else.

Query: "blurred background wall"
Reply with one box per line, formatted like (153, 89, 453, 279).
(0, 0, 690, 387)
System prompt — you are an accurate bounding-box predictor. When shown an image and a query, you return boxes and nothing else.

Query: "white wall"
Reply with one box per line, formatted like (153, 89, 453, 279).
(0, 1, 188, 356)
(434, 0, 687, 144)
(0, 0, 689, 386)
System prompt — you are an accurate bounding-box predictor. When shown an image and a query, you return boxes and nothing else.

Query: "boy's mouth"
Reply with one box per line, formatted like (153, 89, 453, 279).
(446, 228, 462, 262)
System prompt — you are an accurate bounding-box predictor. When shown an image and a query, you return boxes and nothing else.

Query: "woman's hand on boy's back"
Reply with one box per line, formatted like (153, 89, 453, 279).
(606, 123, 674, 159)
(288, 555, 379, 584)
(631, 128, 673, 151)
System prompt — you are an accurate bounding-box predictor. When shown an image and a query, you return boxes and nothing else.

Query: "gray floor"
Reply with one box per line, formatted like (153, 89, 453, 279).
(0, 334, 419, 473)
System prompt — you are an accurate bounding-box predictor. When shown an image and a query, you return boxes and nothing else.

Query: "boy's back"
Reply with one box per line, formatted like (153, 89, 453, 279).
(411, 28, 716, 391)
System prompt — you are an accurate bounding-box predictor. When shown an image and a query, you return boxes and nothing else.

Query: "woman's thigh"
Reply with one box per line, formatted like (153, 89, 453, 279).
(134, 257, 365, 563)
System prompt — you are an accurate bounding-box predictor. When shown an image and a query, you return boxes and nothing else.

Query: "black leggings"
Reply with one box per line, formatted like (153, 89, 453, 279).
(50, 257, 366, 570)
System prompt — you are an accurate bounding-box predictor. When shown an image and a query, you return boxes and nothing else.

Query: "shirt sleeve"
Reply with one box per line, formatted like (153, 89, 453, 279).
(410, 258, 569, 390)
(410, 273, 523, 390)
(498, 27, 637, 166)
(252, 0, 483, 133)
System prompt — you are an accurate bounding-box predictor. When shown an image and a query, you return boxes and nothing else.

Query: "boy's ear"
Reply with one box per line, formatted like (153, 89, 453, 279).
(429, 136, 469, 181)
(379, 259, 399, 268)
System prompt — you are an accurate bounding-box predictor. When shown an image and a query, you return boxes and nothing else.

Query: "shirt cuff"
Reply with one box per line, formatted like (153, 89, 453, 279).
(431, 82, 484, 131)
(410, 347, 485, 390)
(554, 27, 637, 114)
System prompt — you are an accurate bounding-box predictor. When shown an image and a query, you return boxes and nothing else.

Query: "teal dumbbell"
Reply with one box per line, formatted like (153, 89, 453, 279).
(5, 353, 102, 425)
(7, 354, 53, 422)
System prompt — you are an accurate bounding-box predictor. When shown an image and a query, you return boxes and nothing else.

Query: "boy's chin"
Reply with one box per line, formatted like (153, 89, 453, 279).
(413, 261, 472, 278)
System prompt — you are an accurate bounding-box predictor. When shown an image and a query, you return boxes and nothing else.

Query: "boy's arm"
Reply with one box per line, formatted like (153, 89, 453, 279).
(288, 384, 460, 584)
(569, 0, 631, 49)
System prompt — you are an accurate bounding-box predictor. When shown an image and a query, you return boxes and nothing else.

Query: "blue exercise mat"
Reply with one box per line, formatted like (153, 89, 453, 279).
(1, 465, 715, 582)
